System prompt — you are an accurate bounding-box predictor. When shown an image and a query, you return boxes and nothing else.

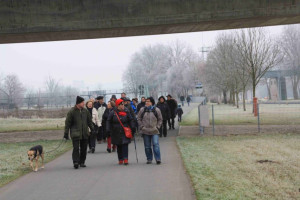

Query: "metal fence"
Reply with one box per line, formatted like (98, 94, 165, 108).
(198, 102, 300, 135)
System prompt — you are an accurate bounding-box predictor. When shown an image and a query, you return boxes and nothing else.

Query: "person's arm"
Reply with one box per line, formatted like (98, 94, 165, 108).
(106, 110, 114, 136)
(156, 108, 163, 129)
(137, 108, 144, 129)
(166, 104, 171, 120)
(127, 111, 136, 135)
(64, 110, 72, 139)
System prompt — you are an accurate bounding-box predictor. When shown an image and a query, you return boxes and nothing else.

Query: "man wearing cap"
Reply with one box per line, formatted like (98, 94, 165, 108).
(64, 96, 95, 169)
(166, 94, 178, 129)
(122, 97, 136, 119)
(94, 96, 107, 143)
(110, 95, 117, 102)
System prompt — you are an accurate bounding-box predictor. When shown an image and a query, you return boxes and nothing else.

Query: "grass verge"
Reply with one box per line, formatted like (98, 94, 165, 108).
(0, 140, 72, 187)
(177, 134, 300, 200)
(0, 118, 65, 132)
(180, 104, 300, 126)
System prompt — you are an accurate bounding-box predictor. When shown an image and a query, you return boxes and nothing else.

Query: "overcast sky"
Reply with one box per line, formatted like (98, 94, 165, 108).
(0, 25, 285, 92)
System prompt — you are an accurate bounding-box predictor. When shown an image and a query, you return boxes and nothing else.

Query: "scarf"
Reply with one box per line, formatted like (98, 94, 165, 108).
(87, 107, 93, 116)
(118, 111, 127, 116)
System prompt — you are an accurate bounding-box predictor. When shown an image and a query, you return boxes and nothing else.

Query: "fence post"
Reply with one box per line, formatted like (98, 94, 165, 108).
(257, 103, 260, 133)
(212, 104, 215, 136)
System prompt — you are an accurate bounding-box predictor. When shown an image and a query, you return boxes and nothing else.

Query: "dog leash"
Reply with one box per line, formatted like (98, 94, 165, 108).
(45, 138, 68, 154)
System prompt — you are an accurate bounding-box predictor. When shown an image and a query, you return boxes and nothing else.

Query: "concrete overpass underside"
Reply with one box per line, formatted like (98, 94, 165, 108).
(0, 0, 300, 44)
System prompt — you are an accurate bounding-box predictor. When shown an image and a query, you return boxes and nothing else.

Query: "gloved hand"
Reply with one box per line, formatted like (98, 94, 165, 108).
(132, 129, 136, 137)
(64, 133, 69, 140)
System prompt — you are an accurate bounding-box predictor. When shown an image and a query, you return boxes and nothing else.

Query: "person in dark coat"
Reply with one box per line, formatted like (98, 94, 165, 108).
(176, 105, 184, 122)
(110, 95, 117, 102)
(180, 96, 185, 106)
(137, 97, 146, 113)
(187, 96, 191, 106)
(64, 96, 94, 169)
(156, 96, 171, 137)
(102, 100, 117, 153)
(106, 99, 136, 165)
(166, 94, 178, 129)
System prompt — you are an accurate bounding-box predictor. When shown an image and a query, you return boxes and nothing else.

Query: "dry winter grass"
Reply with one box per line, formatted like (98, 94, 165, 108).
(177, 134, 300, 200)
(0, 118, 65, 132)
(180, 103, 300, 126)
(0, 140, 72, 187)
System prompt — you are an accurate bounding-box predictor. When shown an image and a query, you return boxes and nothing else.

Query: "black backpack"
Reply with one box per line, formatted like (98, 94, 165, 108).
(141, 107, 158, 120)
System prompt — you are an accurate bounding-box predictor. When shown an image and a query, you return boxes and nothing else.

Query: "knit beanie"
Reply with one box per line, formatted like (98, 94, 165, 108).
(76, 96, 84, 105)
(115, 99, 124, 107)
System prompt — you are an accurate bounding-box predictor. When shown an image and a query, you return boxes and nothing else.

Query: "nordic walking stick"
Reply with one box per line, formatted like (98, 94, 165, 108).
(133, 136, 138, 163)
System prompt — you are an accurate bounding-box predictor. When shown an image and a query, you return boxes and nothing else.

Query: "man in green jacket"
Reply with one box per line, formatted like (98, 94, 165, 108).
(64, 96, 94, 169)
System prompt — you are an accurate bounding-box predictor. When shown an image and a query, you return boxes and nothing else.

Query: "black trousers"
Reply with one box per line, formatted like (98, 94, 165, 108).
(117, 144, 129, 161)
(88, 133, 96, 149)
(72, 139, 88, 164)
(97, 126, 105, 141)
(168, 117, 175, 128)
(159, 120, 168, 137)
(178, 115, 182, 122)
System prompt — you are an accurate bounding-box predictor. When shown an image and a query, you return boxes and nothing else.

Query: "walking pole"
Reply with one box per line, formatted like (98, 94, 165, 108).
(133, 135, 139, 163)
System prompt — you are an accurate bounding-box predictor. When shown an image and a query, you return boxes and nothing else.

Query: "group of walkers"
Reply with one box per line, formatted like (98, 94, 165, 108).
(64, 93, 184, 169)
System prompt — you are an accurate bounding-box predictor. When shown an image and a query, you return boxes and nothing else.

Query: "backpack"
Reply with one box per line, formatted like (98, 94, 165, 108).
(141, 107, 158, 120)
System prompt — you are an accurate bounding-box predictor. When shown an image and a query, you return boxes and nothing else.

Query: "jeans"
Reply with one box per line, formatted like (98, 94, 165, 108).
(143, 134, 161, 161)
(117, 144, 129, 161)
(72, 139, 88, 164)
(187, 101, 190, 106)
(159, 120, 168, 137)
(181, 101, 184, 106)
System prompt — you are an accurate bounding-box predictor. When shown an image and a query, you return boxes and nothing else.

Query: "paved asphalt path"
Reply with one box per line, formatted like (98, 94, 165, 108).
(0, 104, 197, 200)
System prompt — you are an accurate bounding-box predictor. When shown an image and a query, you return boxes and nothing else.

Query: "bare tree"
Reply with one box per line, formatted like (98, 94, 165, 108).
(279, 24, 300, 99)
(25, 88, 36, 109)
(0, 74, 25, 108)
(235, 28, 282, 102)
(45, 76, 60, 108)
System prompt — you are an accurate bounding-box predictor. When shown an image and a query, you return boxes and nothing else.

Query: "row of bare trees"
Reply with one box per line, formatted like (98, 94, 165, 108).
(123, 41, 202, 99)
(279, 24, 300, 99)
(0, 75, 79, 109)
(204, 27, 286, 111)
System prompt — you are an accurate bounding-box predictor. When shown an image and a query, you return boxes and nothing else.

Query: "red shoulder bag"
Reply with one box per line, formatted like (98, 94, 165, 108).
(114, 111, 133, 139)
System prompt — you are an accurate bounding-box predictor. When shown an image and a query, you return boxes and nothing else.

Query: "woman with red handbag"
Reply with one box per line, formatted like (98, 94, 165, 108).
(106, 99, 136, 165)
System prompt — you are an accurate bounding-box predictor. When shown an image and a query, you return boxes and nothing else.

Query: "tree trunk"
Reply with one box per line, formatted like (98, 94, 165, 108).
(223, 90, 227, 104)
(243, 88, 246, 111)
(291, 76, 299, 99)
(266, 78, 271, 100)
(236, 92, 239, 109)
(252, 78, 256, 113)
(232, 90, 236, 106)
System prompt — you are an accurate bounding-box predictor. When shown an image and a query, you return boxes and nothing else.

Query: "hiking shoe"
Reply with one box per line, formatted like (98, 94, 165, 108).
(80, 163, 86, 168)
(124, 159, 128, 165)
(146, 160, 152, 164)
(74, 163, 79, 169)
(119, 160, 124, 165)
(156, 160, 161, 165)
(107, 148, 111, 153)
(91, 148, 95, 153)
(88, 149, 92, 153)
